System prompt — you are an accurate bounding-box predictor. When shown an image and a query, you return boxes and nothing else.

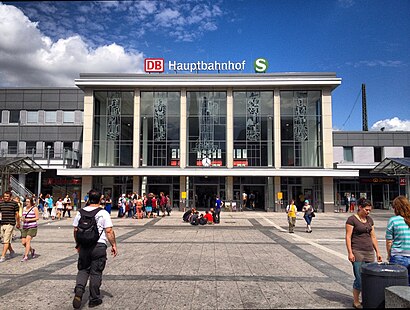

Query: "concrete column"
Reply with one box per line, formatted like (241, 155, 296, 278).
(180, 89, 187, 168)
(133, 176, 140, 194)
(274, 88, 281, 168)
(274, 176, 281, 212)
(82, 89, 93, 169)
(226, 88, 233, 168)
(179, 176, 186, 211)
(267, 116, 273, 167)
(18, 174, 26, 189)
(225, 176, 233, 202)
(267, 176, 274, 212)
(142, 117, 148, 166)
(37, 171, 42, 197)
(133, 89, 140, 168)
(81, 176, 92, 208)
(323, 176, 334, 213)
(322, 88, 334, 169)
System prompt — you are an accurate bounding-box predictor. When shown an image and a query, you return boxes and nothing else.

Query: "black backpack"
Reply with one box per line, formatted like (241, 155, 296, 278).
(76, 208, 102, 247)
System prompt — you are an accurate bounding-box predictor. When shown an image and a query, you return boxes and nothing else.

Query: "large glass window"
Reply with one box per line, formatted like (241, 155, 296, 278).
(233, 91, 273, 166)
(187, 91, 226, 167)
(9, 110, 20, 123)
(140, 91, 180, 166)
(93, 91, 134, 167)
(281, 91, 322, 167)
(45, 111, 56, 123)
(63, 111, 75, 123)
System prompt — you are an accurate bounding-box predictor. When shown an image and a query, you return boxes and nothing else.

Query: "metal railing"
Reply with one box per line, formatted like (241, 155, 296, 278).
(0, 147, 81, 168)
(10, 175, 34, 198)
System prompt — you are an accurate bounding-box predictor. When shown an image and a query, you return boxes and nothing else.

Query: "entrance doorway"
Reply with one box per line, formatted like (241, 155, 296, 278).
(242, 185, 265, 210)
(147, 185, 171, 197)
(288, 185, 304, 211)
(195, 185, 217, 210)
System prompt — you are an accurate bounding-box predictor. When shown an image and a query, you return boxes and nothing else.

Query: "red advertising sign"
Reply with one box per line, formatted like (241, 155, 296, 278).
(144, 58, 164, 73)
(400, 178, 406, 186)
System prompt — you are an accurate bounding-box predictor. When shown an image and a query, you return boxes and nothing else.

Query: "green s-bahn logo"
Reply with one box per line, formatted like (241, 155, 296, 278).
(254, 58, 268, 73)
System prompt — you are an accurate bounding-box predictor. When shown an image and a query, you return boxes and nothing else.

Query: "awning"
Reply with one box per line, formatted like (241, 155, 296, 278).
(370, 158, 410, 176)
(0, 157, 44, 175)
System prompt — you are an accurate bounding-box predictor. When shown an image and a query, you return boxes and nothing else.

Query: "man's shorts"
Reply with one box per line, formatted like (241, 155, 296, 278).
(21, 228, 38, 238)
(0, 224, 15, 244)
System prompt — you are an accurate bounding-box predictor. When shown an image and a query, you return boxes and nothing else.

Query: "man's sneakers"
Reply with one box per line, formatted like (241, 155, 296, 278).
(88, 299, 103, 308)
(9, 250, 15, 258)
(20, 256, 28, 262)
(30, 248, 36, 258)
(0, 257, 5, 263)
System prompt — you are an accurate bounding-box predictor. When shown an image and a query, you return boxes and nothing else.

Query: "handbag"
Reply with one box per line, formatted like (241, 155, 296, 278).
(311, 211, 315, 217)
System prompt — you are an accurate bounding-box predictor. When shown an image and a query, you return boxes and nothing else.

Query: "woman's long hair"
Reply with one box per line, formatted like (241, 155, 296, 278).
(393, 196, 410, 227)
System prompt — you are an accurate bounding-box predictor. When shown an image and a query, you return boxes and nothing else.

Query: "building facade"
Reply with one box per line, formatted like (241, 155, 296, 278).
(55, 72, 356, 212)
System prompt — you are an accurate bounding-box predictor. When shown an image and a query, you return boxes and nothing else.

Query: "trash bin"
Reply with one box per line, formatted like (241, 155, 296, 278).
(361, 262, 408, 308)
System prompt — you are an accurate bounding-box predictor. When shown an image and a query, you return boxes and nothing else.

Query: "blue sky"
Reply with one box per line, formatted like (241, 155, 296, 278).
(0, 0, 409, 131)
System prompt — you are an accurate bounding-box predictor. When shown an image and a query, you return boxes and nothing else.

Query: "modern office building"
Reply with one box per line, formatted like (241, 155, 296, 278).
(1, 73, 408, 211)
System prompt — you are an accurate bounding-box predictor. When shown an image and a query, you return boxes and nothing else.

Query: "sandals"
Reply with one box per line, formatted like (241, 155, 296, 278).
(353, 302, 363, 309)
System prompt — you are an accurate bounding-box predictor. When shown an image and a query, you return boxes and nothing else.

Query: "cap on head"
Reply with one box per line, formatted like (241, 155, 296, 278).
(304, 200, 309, 203)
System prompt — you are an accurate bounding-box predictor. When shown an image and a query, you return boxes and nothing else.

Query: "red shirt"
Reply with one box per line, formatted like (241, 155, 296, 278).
(204, 213, 213, 223)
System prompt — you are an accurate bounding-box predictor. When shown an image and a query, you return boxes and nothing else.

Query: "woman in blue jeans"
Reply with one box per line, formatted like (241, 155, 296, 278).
(386, 195, 410, 285)
(345, 198, 382, 309)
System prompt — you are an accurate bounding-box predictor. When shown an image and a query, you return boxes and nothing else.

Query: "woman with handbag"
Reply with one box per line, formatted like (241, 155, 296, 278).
(302, 200, 314, 233)
(21, 196, 39, 262)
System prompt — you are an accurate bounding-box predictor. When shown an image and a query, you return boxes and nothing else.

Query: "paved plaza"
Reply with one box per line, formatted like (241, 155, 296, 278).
(0, 209, 393, 309)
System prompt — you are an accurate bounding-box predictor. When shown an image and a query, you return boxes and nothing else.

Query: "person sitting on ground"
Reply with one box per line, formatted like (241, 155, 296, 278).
(204, 210, 213, 224)
(199, 213, 207, 225)
(190, 211, 199, 225)
(183, 208, 194, 222)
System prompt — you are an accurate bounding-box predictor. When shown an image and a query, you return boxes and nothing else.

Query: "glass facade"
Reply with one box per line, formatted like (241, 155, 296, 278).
(233, 91, 274, 166)
(140, 91, 180, 166)
(187, 91, 226, 167)
(280, 91, 322, 167)
(93, 91, 133, 167)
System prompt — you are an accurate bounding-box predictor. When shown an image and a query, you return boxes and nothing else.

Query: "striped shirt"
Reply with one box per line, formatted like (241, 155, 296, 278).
(0, 201, 19, 225)
(22, 207, 38, 229)
(386, 215, 410, 257)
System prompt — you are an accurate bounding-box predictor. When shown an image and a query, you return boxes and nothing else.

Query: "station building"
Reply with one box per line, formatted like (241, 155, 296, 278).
(1, 72, 408, 211)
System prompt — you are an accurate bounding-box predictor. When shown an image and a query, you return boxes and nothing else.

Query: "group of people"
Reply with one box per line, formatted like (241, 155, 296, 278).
(116, 192, 172, 219)
(345, 195, 410, 309)
(286, 199, 315, 233)
(37, 193, 75, 220)
(183, 195, 224, 225)
(0, 191, 39, 263)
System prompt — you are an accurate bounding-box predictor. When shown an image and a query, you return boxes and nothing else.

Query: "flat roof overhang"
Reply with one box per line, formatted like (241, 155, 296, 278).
(57, 167, 358, 177)
(75, 73, 341, 90)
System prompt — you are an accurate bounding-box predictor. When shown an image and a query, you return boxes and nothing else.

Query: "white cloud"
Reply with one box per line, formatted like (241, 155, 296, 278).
(0, 3, 144, 87)
(346, 60, 406, 68)
(371, 117, 410, 131)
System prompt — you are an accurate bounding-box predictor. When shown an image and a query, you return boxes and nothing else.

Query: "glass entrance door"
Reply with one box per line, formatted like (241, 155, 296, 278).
(194, 185, 217, 210)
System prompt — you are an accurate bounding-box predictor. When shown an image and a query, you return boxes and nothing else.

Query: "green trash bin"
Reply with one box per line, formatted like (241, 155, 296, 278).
(361, 262, 408, 308)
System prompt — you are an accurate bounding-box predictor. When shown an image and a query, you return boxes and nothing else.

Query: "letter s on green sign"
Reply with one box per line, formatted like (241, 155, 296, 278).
(254, 58, 268, 73)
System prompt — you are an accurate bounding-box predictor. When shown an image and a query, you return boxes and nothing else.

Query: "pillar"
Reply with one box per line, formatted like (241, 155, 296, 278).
(226, 88, 233, 168)
(274, 88, 281, 168)
(323, 176, 334, 213)
(81, 176, 92, 208)
(180, 89, 187, 168)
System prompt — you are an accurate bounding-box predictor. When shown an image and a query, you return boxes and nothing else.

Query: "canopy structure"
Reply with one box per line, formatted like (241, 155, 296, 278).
(0, 157, 44, 193)
(370, 157, 410, 176)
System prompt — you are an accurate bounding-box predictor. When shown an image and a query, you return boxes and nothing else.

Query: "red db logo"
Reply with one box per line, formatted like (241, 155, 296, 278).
(144, 58, 164, 72)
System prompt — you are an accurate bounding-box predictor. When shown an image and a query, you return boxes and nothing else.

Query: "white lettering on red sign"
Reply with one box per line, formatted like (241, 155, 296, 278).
(144, 58, 164, 72)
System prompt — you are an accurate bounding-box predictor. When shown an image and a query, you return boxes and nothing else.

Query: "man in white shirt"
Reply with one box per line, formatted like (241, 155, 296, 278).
(72, 189, 118, 309)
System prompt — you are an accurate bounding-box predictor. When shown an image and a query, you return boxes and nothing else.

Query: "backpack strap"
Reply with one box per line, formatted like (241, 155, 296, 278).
(79, 207, 102, 217)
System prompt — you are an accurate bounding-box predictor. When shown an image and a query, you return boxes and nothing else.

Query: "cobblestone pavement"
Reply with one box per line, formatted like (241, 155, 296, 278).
(0, 209, 392, 309)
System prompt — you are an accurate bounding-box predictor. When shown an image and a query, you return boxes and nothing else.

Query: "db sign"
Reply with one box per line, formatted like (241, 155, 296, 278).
(144, 58, 164, 73)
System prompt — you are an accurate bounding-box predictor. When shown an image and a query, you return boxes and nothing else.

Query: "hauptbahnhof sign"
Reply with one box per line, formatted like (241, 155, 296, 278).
(144, 58, 268, 73)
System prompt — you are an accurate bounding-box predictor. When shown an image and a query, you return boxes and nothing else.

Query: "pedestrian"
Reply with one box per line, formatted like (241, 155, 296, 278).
(249, 192, 255, 210)
(286, 199, 297, 233)
(345, 198, 382, 309)
(72, 189, 118, 309)
(145, 193, 153, 218)
(63, 194, 72, 218)
(38, 193, 45, 213)
(385, 195, 410, 285)
(20, 196, 39, 262)
(302, 200, 314, 233)
(350, 194, 357, 213)
(242, 192, 247, 211)
(165, 194, 172, 216)
(105, 195, 112, 214)
(159, 192, 167, 217)
(0, 191, 20, 262)
(345, 194, 350, 213)
(214, 195, 224, 224)
(56, 197, 64, 220)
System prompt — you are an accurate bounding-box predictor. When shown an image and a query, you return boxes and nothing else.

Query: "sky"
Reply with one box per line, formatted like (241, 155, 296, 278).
(0, 0, 409, 131)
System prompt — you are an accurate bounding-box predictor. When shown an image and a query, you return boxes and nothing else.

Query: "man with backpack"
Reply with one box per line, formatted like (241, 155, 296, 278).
(72, 189, 118, 309)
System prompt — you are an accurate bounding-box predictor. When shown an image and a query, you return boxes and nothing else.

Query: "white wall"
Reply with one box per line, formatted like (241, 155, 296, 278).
(353, 147, 374, 164)
(384, 147, 404, 158)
